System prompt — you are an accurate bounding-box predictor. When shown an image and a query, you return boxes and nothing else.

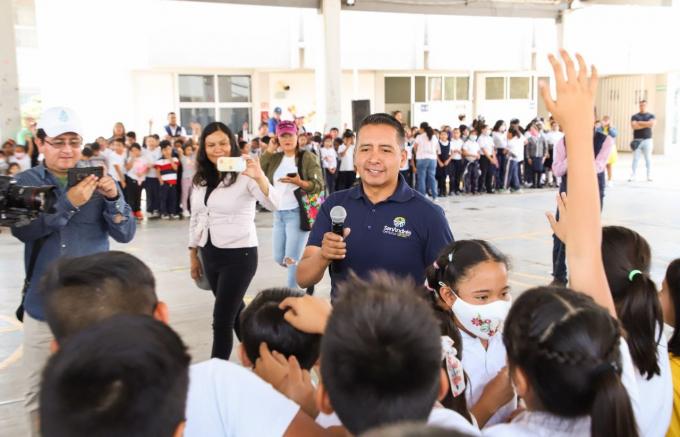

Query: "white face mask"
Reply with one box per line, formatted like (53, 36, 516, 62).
(442, 282, 511, 339)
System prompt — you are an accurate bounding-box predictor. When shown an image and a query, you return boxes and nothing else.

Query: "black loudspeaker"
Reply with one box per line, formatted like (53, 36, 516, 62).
(351, 100, 371, 132)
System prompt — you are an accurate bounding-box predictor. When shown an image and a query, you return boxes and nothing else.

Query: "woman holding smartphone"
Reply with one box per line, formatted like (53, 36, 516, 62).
(260, 120, 324, 290)
(188, 121, 280, 360)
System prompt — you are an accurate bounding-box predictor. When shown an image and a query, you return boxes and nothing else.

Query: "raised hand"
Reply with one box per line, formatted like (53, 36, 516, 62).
(539, 50, 598, 133)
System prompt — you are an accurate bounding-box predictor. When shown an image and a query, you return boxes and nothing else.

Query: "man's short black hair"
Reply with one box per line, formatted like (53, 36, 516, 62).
(239, 288, 321, 370)
(40, 315, 190, 437)
(41, 251, 158, 342)
(357, 113, 406, 147)
(320, 272, 442, 435)
(126, 131, 136, 139)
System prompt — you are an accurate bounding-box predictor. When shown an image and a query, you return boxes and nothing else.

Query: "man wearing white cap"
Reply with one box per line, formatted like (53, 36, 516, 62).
(10, 106, 136, 436)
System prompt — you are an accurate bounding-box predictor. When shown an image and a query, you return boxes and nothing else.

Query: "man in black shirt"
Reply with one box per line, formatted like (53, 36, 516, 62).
(629, 99, 655, 182)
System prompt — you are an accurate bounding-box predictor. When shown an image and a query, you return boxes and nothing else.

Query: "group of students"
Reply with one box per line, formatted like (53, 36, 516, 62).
(76, 115, 198, 221)
(26, 52, 680, 437)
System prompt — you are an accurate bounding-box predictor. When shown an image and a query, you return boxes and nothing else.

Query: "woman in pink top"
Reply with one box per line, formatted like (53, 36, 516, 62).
(188, 122, 280, 360)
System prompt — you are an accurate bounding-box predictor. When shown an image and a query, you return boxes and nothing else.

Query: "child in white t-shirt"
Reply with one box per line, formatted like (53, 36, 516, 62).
(105, 137, 127, 185)
(450, 128, 465, 195)
(320, 135, 338, 194)
(462, 129, 482, 194)
(124, 143, 147, 220)
(336, 132, 356, 191)
(425, 240, 516, 429)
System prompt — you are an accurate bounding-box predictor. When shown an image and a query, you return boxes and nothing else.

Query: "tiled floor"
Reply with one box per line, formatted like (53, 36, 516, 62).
(1, 154, 678, 435)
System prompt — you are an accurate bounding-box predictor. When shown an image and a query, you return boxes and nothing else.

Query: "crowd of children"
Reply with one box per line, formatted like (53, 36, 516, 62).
(9, 53, 680, 437)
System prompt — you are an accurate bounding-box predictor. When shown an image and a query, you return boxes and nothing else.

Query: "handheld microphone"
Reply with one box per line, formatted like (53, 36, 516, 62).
(330, 205, 347, 237)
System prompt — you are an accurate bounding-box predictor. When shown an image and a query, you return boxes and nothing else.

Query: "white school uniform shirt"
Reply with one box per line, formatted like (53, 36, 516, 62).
(184, 359, 300, 437)
(507, 137, 525, 162)
(9, 154, 31, 171)
(144, 147, 162, 178)
(545, 130, 565, 147)
(492, 131, 508, 150)
(104, 149, 126, 181)
(272, 155, 301, 211)
(634, 330, 672, 437)
(461, 330, 517, 428)
(338, 144, 355, 171)
(450, 139, 464, 160)
(483, 339, 642, 437)
(478, 135, 495, 156)
(317, 407, 481, 436)
(401, 141, 414, 171)
(463, 140, 481, 162)
(188, 174, 280, 249)
(320, 147, 338, 170)
(414, 133, 439, 160)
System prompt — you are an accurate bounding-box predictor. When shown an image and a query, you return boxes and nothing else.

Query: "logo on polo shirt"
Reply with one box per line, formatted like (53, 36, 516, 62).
(384, 216, 412, 239)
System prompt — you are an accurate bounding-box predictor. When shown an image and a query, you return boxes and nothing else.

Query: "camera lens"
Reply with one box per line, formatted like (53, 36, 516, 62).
(8, 185, 57, 214)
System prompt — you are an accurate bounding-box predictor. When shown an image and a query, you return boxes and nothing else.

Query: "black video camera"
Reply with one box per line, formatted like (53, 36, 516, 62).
(0, 176, 57, 227)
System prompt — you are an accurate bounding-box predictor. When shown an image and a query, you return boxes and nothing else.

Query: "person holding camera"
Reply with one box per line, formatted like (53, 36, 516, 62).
(10, 107, 136, 436)
(188, 122, 279, 360)
(260, 120, 324, 291)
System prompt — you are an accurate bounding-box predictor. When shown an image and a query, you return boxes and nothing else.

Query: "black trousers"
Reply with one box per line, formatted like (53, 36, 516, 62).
(336, 171, 356, 191)
(436, 162, 454, 196)
(159, 183, 177, 215)
(201, 239, 258, 359)
(479, 156, 496, 193)
(452, 160, 465, 194)
(144, 177, 160, 213)
(324, 168, 337, 195)
(124, 176, 142, 212)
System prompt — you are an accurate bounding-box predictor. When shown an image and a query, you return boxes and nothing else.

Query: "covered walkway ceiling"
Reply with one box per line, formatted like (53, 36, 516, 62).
(184, 0, 672, 19)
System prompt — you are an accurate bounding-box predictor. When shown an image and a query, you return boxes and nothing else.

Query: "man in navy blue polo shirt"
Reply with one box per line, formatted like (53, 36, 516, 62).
(297, 113, 453, 299)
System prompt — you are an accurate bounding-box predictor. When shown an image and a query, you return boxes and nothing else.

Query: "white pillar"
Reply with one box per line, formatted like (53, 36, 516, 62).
(319, 0, 342, 132)
(555, 11, 565, 49)
(0, 0, 21, 140)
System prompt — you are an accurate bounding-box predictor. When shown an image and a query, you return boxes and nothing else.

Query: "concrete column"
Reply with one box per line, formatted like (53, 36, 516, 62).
(319, 0, 342, 131)
(0, 0, 21, 140)
(555, 11, 565, 49)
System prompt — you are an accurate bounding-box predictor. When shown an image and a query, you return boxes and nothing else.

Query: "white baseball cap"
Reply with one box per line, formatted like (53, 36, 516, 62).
(38, 107, 83, 137)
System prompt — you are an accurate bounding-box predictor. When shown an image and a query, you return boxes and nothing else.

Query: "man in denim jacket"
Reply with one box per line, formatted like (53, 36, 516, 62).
(11, 107, 136, 436)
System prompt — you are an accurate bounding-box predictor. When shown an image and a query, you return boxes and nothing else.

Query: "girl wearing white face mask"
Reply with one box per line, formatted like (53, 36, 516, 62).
(425, 239, 516, 429)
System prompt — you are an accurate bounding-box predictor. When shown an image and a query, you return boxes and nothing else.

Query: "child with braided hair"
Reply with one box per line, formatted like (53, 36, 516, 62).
(487, 51, 641, 437)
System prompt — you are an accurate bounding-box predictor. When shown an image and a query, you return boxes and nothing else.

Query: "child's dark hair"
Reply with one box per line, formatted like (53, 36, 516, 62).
(504, 287, 638, 437)
(425, 240, 509, 297)
(321, 272, 443, 435)
(126, 131, 136, 140)
(81, 147, 93, 158)
(129, 143, 141, 151)
(665, 259, 680, 356)
(173, 139, 184, 148)
(239, 288, 321, 370)
(40, 315, 190, 437)
(601, 226, 663, 380)
(159, 140, 172, 150)
(111, 137, 125, 145)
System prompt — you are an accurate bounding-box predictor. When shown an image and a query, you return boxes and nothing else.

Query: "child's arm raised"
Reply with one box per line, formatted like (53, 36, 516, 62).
(540, 51, 615, 317)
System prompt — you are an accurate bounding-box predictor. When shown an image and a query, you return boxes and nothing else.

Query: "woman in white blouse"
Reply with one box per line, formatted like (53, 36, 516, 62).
(414, 121, 440, 201)
(188, 121, 280, 360)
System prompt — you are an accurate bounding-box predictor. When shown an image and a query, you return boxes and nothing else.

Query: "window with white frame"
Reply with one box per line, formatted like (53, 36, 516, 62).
(178, 74, 252, 134)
